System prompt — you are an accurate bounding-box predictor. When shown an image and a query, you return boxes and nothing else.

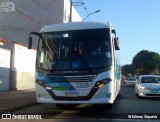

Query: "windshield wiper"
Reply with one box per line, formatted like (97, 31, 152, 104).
(73, 50, 92, 72)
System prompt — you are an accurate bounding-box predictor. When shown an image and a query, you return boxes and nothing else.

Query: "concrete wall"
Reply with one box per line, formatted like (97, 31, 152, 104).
(0, 48, 11, 91)
(11, 43, 36, 90)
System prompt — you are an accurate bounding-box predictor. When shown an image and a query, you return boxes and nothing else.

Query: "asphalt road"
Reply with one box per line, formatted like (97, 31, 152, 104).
(13, 83, 160, 121)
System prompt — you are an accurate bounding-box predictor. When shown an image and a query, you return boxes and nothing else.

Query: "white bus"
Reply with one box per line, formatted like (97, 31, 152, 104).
(28, 22, 121, 109)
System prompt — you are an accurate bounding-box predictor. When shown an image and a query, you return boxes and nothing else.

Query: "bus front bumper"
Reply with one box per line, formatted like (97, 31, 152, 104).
(36, 84, 113, 104)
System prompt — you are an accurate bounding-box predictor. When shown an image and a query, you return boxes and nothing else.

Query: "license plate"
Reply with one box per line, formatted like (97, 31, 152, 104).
(65, 91, 78, 97)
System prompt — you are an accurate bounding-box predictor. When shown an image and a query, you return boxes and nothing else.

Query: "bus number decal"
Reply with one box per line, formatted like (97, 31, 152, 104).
(76, 82, 90, 88)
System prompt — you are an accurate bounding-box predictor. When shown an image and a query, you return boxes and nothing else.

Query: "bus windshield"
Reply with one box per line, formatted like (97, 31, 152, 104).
(36, 28, 111, 71)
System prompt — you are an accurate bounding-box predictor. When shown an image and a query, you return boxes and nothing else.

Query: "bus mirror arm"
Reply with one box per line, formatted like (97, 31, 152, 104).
(111, 29, 116, 37)
(30, 32, 40, 36)
(28, 36, 32, 49)
(28, 32, 40, 49)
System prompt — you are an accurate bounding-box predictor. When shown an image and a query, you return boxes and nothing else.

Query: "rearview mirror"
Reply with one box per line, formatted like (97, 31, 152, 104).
(114, 38, 120, 50)
(28, 36, 32, 49)
(28, 32, 40, 49)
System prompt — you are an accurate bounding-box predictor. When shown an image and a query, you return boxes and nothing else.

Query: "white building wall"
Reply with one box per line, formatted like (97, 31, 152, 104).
(11, 43, 36, 90)
(0, 48, 11, 91)
(71, 5, 82, 22)
(63, 0, 82, 22)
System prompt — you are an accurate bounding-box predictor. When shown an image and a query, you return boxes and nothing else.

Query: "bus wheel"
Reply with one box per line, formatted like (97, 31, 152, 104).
(105, 103, 112, 110)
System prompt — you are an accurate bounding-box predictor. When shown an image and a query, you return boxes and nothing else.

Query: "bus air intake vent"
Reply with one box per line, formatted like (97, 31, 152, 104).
(47, 75, 96, 83)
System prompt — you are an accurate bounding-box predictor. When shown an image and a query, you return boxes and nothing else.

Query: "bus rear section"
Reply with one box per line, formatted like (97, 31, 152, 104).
(28, 22, 121, 107)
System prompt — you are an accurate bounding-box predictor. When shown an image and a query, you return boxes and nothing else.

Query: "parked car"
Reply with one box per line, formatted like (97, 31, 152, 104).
(135, 75, 160, 98)
(127, 77, 137, 86)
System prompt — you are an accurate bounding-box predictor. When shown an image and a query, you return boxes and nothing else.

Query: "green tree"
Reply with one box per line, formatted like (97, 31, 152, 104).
(132, 50, 160, 75)
(121, 64, 134, 76)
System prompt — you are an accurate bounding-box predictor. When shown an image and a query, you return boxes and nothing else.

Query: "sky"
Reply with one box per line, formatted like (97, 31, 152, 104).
(74, 0, 160, 65)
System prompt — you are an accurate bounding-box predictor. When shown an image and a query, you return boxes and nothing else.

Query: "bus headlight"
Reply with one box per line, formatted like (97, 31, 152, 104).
(94, 78, 112, 88)
(36, 80, 51, 90)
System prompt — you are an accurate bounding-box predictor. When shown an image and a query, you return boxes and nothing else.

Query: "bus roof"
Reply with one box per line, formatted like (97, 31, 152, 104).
(40, 21, 110, 33)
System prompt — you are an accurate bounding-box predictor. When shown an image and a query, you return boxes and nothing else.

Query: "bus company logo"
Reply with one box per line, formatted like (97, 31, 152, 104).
(2, 114, 42, 119)
(0, 2, 15, 12)
(2, 114, 11, 119)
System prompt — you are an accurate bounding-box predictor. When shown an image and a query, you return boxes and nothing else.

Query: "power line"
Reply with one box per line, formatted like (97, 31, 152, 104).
(70, 0, 89, 21)
(79, 0, 89, 15)
(77, 0, 89, 19)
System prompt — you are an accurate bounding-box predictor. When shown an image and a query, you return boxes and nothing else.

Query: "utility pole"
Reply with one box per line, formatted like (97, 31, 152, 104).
(69, 0, 72, 22)
(69, 0, 83, 22)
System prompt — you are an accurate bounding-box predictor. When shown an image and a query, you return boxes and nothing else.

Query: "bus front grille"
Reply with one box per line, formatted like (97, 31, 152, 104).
(47, 75, 96, 83)
(45, 75, 99, 101)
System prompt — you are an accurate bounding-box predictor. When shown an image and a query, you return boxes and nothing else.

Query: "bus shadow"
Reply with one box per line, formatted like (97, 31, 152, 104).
(138, 97, 160, 101)
(55, 104, 112, 111)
